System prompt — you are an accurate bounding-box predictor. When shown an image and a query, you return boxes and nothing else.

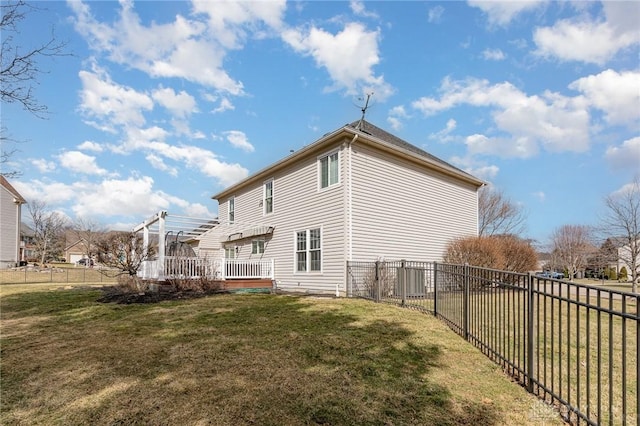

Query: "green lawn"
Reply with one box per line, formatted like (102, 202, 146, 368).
(0, 287, 563, 425)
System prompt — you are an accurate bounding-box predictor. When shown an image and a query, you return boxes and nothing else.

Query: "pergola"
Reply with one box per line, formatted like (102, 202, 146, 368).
(132, 210, 218, 278)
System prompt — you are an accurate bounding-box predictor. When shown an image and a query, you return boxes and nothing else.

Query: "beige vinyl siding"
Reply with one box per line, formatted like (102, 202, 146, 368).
(350, 142, 478, 262)
(211, 140, 349, 294)
(0, 186, 20, 268)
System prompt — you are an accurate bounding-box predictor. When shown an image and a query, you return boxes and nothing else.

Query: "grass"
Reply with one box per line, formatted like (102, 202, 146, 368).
(417, 287, 637, 426)
(0, 287, 563, 425)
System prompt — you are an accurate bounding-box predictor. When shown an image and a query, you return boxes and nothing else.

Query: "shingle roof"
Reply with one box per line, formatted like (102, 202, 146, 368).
(347, 119, 479, 182)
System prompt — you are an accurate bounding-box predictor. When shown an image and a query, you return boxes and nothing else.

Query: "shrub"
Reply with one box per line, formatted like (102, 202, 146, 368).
(443, 235, 537, 273)
(619, 266, 628, 281)
(608, 267, 618, 281)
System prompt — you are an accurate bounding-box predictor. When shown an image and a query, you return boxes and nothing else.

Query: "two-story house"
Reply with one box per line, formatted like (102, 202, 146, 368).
(1, 176, 27, 268)
(195, 120, 484, 295)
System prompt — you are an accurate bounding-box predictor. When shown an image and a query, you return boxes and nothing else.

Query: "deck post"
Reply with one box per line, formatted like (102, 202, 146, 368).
(270, 259, 275, 280)
(157, 211, 167, 281)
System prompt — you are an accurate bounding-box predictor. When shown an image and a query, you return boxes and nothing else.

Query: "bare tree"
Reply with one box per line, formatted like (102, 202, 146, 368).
(1, 0, 68, 115)
(1, 1, 69, 177)
(71, 217, 105, 264)
(600, 177, 640, 293)
(550, 225, 594, 281)
(95, 232, 155, 278)
(478, 185, 527, 237)
(27, 200, 68, 264)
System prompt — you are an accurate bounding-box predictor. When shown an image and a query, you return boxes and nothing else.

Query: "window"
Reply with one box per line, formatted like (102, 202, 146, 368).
(228, 197, 235, 223)
(264, 180, 273, 214)
(224, 246, 235, 259)
(319, 152, 339, 189)
(252, 240, 265, 255)
(295, 228, 321, 272)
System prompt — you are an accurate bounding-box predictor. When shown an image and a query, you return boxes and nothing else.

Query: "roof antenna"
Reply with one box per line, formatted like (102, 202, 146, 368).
(356, 92, 373, 131)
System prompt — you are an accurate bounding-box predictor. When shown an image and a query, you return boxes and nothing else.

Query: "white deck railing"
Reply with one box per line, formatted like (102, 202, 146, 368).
(138, 257, 274, 280)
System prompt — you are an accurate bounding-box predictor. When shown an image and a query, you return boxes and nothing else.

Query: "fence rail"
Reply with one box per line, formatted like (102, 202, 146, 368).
(0, 267, 118, 284)
(347, 260, 638, 426)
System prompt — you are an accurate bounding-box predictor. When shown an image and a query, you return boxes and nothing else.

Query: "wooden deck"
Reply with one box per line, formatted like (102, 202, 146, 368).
(223, 279, 273, 291)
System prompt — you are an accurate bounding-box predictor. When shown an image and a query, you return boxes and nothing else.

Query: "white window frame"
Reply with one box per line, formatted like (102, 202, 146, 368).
(318, 150, 339, 190)
(228, 197, 235, 223)
(294, 227, 322, 273)
(224, 246, 235, 259)
(263, 179, 273, 215)
(252, 239, 265, 255)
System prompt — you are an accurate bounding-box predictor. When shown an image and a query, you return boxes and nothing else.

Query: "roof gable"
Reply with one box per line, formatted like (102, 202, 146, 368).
(0, 176, 26, 204)
(213, 119, 483, 200)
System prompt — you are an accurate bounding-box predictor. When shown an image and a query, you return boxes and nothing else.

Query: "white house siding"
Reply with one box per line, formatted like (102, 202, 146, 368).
(349, 142, 478, 262)
(0, 186, 20, 268)
(215, 139, 350, 294)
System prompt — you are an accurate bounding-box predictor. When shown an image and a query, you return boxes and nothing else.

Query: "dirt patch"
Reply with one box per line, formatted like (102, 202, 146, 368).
(96, 285, 229, 304)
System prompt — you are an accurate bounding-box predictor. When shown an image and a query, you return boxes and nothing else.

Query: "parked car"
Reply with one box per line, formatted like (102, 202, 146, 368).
(77, 258, 93, 266)
(535, 271, 564, 279)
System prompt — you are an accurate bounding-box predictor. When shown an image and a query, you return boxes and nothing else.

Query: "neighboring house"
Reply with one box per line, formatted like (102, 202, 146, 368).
(20, 222, 36, 262)
(0, 176, 26, 268)
(196, 120, 484, 294)
(617, 239, 640, 282)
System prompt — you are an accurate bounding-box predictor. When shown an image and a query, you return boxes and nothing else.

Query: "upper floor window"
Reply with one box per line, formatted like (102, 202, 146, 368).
(228, 197, 235, 223)
(264, 180, 273, 215)
(319, 151, 339, 189)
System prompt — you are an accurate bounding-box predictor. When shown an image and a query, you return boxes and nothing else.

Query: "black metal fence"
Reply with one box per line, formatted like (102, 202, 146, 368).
(346, 260, 639, 426)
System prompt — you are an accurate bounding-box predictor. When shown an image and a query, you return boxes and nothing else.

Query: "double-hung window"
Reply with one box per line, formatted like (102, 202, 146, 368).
(228, 197, 235, 223)
(264, 180, 273, 215)
(252, 240, 265, 255)
(319, 151, 339, 189)
(295, 228, 321, 273)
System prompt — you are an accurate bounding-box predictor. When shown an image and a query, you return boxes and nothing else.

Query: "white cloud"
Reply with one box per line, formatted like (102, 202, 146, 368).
(152, 86, 197, 118)
(282, 22, 393, 100)
(71, 0, 276, 95)
(450, 155, 498, 181)
(146, 154, 179, 177)
(482, 48, 505, 61)
(77, 141, 104, 152)
(387, 105, 409, 130)
(412, 77, 591, 157)
(211, 97, 235, 114)
(57, 151, 109, 176)
(428, 119, 457, 143)
(605, 137, 640, 170)
(78, 64, 153, 130)
(224, 130, 255, 153)
(428, 6, 444, 24)
(468, 1, 545, 26)
(533, 2, 640, 65)
(31, 159, 56, 173)
(569, 69, 640, 127)
(350, 0, 379, 19)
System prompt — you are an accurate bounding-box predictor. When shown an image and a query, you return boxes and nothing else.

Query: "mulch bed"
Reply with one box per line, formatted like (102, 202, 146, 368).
(96, 285, 229, 304)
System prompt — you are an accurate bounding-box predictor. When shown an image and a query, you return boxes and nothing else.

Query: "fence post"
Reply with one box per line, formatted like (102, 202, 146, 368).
(463, 263, 469, 340)
(401, 259, 406, 306)
(375, 260, 381, 302)
(433, 262, 438, 316)
(527, 272, 535, 393)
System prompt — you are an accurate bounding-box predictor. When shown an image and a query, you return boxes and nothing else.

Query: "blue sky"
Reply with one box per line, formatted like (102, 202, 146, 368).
(3, 0, 639, 246)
